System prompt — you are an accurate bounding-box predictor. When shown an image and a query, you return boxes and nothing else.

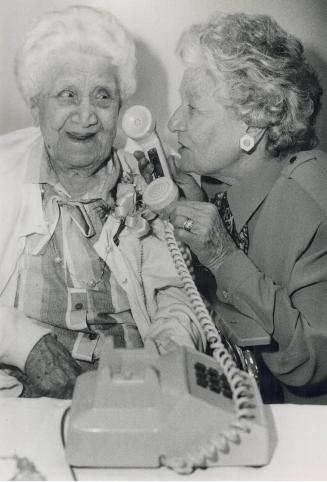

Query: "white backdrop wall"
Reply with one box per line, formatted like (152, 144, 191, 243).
(1, 0, 326, 152)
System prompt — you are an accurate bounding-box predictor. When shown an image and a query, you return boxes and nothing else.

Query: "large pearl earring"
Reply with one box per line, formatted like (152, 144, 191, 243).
(240, 133, 255, 152)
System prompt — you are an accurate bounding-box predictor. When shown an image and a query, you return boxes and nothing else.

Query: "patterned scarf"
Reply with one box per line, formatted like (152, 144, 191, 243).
(211, 191, 249, 253)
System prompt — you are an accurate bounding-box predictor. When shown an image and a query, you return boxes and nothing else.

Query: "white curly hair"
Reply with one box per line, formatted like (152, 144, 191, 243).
(176, 12, 322, 157)
(15, 5, 137, 106)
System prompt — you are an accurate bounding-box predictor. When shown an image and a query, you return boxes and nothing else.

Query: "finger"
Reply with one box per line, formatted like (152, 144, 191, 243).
(133, 150, 151, 171)
(169, 204, 203, 225)
(134, 150, 149, 171)
(143, 163, 154, 176)
(143, 171, 154, 184)
(140, 163, 154, 184)
(133, 150, 146, 161)
(133, 151, 155, 184)
(173, 226, 197, 244)
(170, 213, 194, 230)
(169, 217, 203, 242)
(173, 201, 219, 221)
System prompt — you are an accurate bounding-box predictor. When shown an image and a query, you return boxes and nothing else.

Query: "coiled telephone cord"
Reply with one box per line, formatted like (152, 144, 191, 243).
(162, 221, 256, 474)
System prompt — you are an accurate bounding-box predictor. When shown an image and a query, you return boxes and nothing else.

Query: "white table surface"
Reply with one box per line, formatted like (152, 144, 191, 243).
(0, 398, 326, 481)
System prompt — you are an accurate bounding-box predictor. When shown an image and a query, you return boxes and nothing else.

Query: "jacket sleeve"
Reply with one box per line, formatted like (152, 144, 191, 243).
(141, 229, 207, 354)
(213, 218, 327, 387)
(0, 305, 50, 370)
(145, 286, 207, 353)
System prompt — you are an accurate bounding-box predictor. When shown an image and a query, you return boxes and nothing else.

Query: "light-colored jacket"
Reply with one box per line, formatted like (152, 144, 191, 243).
(213, 149, 327, 403)
(0, 127, 205, 371)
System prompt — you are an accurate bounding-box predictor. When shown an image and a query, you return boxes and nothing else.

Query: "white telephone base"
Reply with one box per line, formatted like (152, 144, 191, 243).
(65, 339, 275, 469)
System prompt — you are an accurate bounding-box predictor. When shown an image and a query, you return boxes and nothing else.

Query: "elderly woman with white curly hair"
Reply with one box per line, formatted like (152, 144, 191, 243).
(159, 12, 326, 404)
(0, 5, 206, 398)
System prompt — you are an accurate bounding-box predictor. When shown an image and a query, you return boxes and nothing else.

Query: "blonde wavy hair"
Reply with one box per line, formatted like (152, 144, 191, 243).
(15, 5, 136, 106)
(177, 12, 322, 157)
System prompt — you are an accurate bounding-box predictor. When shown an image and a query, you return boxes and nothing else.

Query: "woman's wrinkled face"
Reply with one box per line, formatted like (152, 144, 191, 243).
(32, 51, 121, 172)
(168, 67, 246, 179)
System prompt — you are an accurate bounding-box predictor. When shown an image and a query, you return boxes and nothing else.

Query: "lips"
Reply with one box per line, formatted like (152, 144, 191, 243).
(177, 141, 187, 154)
(66, 132, 97, 141)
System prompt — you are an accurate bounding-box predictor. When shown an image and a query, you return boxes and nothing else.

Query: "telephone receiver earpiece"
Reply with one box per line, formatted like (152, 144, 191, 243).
(122, 105, 179, 215)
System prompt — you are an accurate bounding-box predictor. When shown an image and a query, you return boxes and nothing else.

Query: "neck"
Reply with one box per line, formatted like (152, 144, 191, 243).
(214, 145, 276, 186)
(51, 159, 109, 198)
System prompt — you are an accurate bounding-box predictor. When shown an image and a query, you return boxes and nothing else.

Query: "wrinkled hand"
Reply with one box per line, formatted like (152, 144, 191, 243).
(22, 334, 82, 399)
(169, 200, 237, 271)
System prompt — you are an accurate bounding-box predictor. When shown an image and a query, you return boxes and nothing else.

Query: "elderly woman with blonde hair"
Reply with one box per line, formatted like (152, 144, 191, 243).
(163, 12, 326, 404)
(0, 5, 205, 398)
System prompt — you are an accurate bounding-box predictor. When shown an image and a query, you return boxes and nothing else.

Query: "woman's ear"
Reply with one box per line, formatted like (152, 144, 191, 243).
(240, 126, 266, 152)
(30, 99, 40, 127)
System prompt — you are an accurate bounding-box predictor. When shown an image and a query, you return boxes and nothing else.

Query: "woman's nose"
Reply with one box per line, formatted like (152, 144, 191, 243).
(71, 100, 98, 127)
(168, 106, 185, 133)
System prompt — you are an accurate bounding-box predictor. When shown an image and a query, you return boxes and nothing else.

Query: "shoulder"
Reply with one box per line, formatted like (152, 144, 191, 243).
(281, 149, 327, 216)
(0, 127, 43, 178)
(0, 126, 42, 152)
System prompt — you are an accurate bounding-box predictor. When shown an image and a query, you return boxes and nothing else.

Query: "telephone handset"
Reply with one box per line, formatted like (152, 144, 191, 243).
(121, 104, 172, 179)
(65, 106, 275, 473)
(121, 104, 180, 218)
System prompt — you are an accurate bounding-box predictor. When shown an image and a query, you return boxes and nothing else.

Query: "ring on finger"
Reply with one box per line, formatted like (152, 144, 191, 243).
(182, 218, 194, 232)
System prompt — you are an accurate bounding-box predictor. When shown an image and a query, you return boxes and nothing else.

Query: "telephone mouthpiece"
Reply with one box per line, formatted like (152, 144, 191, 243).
(122, 105, 154, 140)
(143, 177, 179, 214)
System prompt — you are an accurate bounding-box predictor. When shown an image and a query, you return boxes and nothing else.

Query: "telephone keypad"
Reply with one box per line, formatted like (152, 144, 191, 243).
(194, 362, 206, 372)
(194, 362, 208, 388)
(194, 363, 232, 399)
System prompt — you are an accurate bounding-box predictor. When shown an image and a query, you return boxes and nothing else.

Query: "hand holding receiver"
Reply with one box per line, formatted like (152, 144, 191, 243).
(22, 334, 82, 398)
(168, 200, 237, 272)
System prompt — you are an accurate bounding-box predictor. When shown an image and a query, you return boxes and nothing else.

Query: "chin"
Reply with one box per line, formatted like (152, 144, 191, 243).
(178, 153, 199, 175)
(59, 147, 108, 169)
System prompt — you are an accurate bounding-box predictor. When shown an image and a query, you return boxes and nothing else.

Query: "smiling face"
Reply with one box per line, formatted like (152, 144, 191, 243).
(32, 51, 121, 174)
(168, 67, 247, 181)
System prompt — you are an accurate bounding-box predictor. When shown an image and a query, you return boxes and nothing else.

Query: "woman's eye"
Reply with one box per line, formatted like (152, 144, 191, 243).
(56, 90, 76, 104)
(59, 90, 75, 98)
(95, 90, 111, 103)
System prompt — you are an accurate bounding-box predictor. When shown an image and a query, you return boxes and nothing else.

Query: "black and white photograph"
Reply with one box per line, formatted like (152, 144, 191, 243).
(0, 0, 326, 480)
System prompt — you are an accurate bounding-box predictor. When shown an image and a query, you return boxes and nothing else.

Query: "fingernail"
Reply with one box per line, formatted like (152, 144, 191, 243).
(133, 150, 145, 159)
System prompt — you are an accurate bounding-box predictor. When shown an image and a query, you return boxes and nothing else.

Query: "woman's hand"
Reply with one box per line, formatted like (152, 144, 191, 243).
(169, 200, 237, 272)
(22, 334, 82, 399)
